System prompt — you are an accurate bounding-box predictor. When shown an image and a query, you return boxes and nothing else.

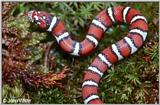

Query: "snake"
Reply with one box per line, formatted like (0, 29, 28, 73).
(26, 5, 148, 104)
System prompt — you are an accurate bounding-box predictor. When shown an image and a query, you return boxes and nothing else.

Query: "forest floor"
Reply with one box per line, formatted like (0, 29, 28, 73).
(2, 2, 159, 104)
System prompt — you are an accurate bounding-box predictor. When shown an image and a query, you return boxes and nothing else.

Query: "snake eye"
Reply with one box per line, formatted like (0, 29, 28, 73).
(42, 16, 46, 19)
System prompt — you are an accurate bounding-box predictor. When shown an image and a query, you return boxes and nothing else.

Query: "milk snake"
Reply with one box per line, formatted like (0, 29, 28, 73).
(27, 5, 148, 104)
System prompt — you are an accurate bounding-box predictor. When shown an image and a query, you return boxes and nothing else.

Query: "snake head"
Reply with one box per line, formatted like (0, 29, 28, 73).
(27, 10, 52, 30)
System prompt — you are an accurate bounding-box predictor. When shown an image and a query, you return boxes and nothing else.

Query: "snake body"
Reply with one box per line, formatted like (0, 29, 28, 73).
(27, 5, 148, 104)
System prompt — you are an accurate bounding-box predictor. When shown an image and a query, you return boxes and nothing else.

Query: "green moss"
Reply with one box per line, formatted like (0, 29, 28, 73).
(29, 88, 64, 104)
(2, 2, 159, 104)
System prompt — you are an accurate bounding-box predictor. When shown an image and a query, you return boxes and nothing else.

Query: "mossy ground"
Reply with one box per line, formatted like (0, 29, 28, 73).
(2, 2, 159, 104)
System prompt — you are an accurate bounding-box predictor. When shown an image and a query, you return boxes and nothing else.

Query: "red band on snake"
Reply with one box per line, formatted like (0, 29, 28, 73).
(27, 5, 148, 104)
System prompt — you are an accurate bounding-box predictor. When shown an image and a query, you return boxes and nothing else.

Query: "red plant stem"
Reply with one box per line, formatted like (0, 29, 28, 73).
(44, 41, 55, 71)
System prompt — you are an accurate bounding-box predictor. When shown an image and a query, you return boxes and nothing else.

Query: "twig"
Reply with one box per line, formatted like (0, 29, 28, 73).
(44, 41, 55, 71)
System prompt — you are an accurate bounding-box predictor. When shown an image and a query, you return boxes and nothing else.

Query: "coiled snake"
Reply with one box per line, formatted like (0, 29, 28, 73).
(27, 5, 148, 104)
